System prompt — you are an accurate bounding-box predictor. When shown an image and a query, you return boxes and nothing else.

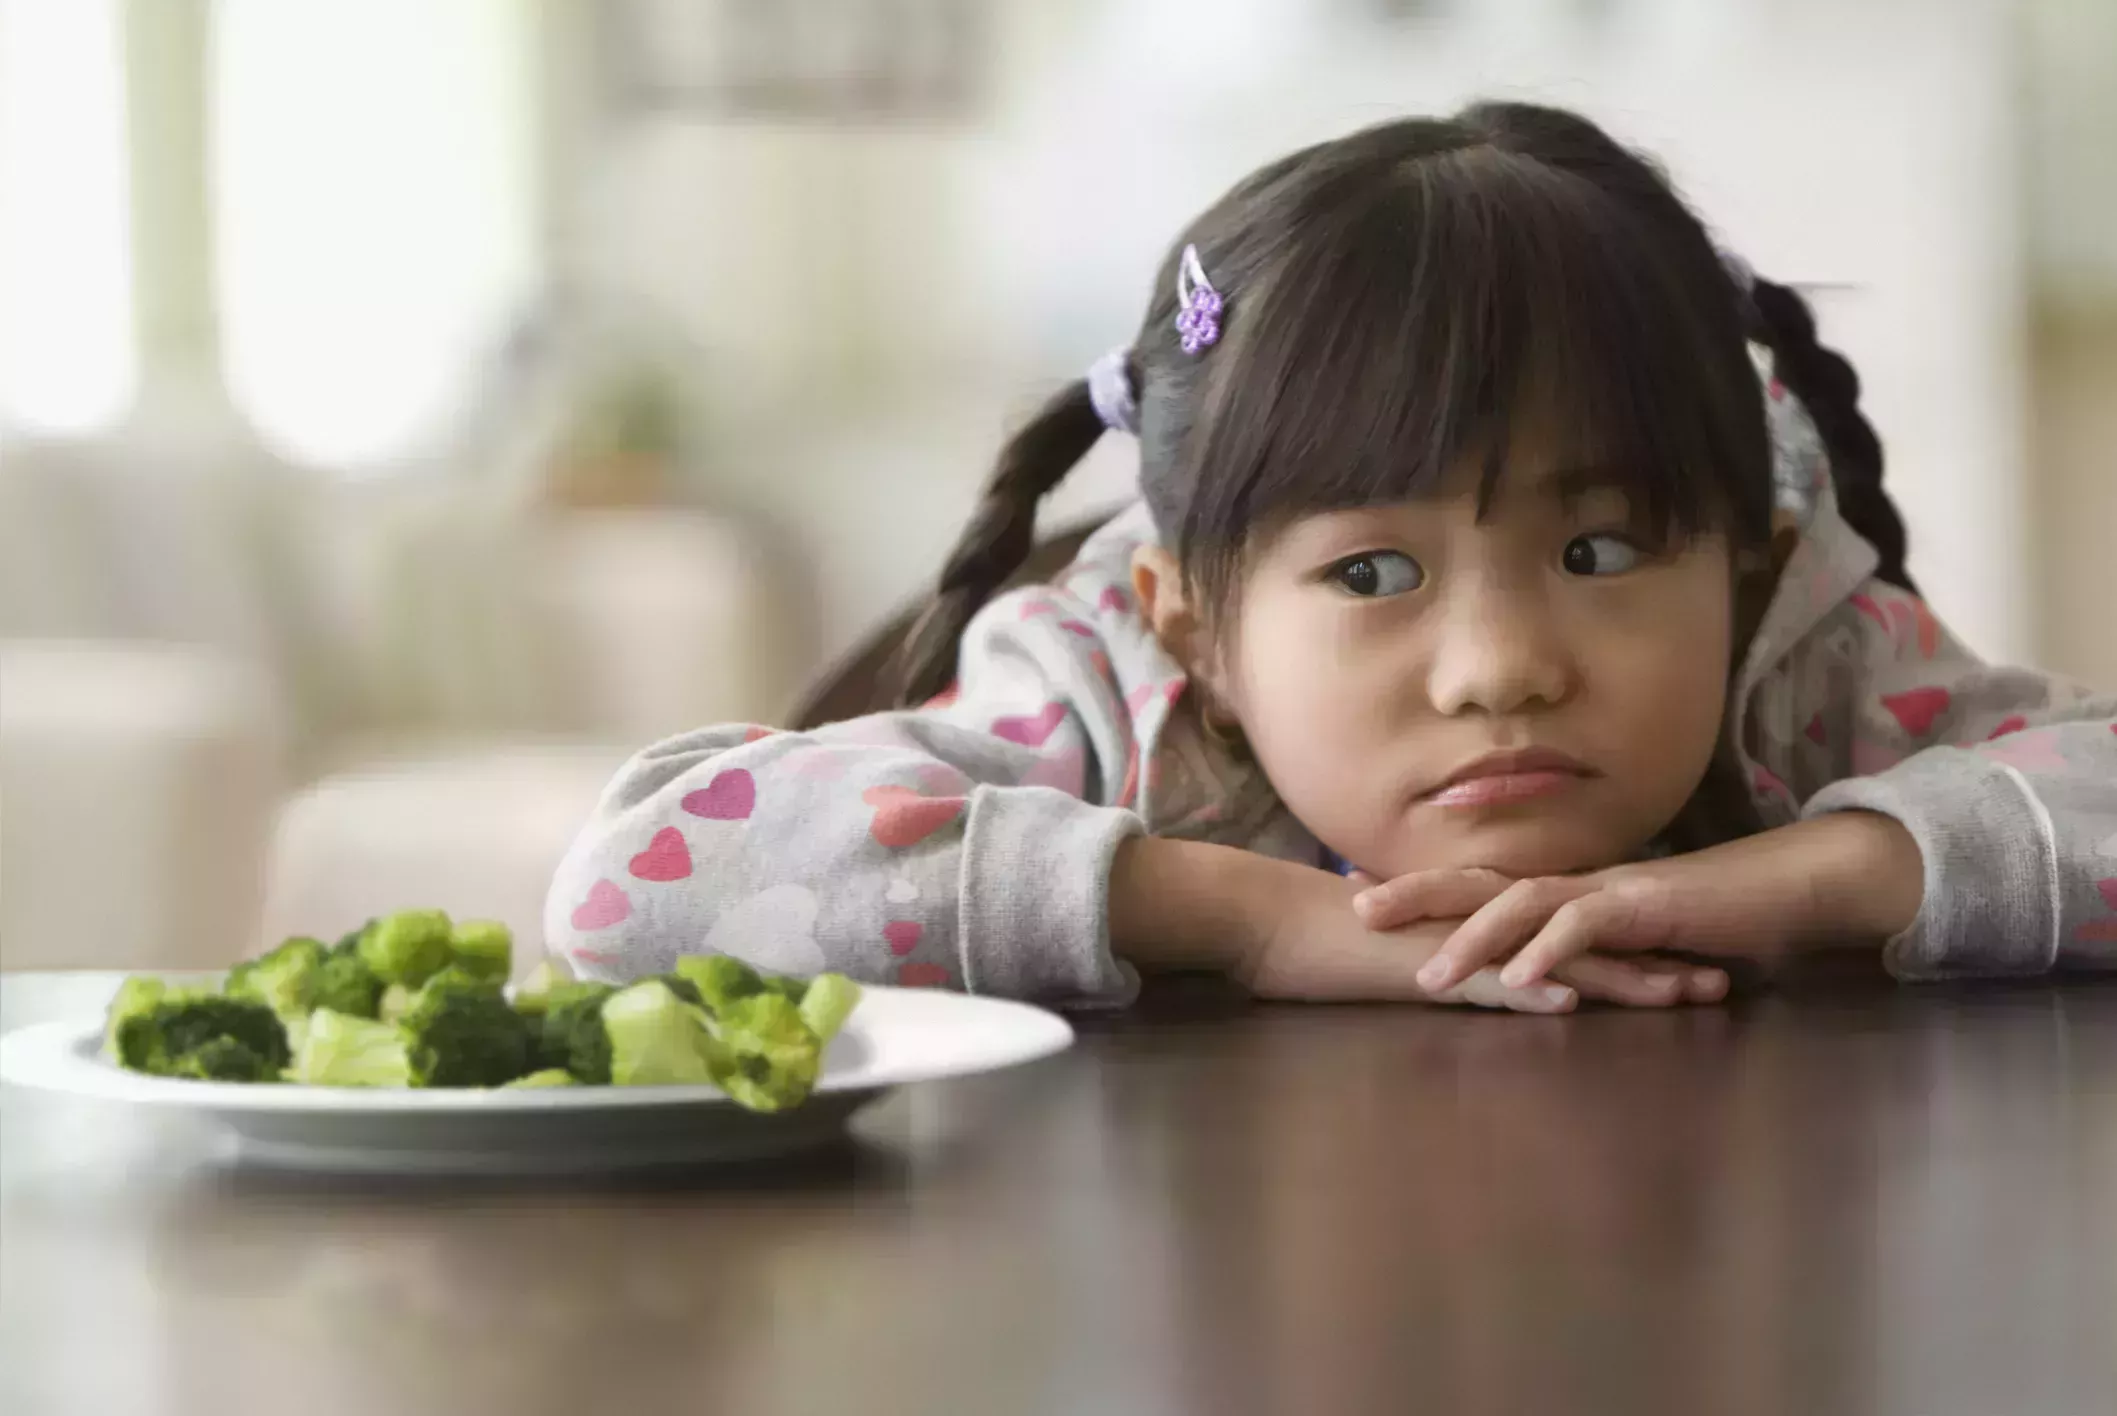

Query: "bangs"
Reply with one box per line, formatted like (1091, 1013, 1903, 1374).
(1169, 142, 1768, 609)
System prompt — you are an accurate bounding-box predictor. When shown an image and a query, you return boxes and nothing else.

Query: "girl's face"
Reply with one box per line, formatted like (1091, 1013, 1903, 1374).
(1168, 457, 1735, 879)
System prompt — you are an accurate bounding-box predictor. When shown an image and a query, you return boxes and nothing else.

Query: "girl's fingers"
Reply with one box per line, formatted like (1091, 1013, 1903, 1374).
(1498, 890, 1649, 988)
(1354, 868, 1515, 929)
(1678, 963, 1731, 1002)
(1550, 954, 1687, 1008)
(1415, 877, 1590, 995)
(1348, 939, 1576, 1014)
(1443, 966, 1577, 1015)
(1250, 926, 1571, 1013)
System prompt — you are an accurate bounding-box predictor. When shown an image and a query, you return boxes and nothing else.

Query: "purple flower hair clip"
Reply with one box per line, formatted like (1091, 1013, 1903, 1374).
(1174, 244, 1223, 355)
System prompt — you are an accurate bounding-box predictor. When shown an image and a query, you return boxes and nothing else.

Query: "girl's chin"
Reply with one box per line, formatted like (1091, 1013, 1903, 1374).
(1364, 821, 1632, 882)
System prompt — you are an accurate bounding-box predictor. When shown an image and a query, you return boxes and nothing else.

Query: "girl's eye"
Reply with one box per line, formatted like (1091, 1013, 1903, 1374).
(1561, 533, 1643, 577)
(1331, 551, 1424, 598)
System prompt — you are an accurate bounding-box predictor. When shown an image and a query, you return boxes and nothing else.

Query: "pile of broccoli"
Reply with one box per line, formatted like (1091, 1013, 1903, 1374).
(103, 909, 861, 1113)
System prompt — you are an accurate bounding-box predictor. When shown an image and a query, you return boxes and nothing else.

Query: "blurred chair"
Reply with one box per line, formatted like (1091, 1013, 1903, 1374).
(0, 641, 281, 971)
(789, 513, 1110, 730)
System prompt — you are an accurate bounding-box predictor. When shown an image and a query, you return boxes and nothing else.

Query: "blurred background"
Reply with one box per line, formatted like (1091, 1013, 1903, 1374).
(1, 0, 2111, 974)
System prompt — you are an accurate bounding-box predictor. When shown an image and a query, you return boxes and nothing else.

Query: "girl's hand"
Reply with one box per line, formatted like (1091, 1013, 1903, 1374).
(1236, 855, 1732, 1013)
(1110, 837, 1739, 1012)
(1374, 813, 1923, 997)
(1348, 867, 1730, 1007)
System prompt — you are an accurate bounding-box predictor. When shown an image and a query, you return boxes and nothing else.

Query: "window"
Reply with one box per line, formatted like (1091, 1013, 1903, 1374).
(211, 0, 539, 469)
(0, 0, 136, 436)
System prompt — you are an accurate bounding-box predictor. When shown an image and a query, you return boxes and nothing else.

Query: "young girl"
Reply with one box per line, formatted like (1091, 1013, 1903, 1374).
(548, 102, 2117, 1014)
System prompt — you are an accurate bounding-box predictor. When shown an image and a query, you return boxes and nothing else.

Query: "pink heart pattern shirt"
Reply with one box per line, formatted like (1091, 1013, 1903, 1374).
(547, 484, 2117, 1002)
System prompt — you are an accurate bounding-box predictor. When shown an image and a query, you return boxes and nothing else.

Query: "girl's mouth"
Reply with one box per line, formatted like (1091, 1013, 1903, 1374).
(1419, 748, 1598, 808)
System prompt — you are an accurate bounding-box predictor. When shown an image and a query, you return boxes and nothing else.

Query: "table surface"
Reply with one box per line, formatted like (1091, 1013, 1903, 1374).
(4, 967, 2114, 1416)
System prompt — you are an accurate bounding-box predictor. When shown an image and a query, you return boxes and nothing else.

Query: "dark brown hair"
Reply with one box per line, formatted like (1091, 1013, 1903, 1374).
(894, 101, 1908, 705)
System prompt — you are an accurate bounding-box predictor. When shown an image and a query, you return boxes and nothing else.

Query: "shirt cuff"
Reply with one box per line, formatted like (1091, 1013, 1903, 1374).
(1803, 747, 2059, 980)
(957, 785, 1144, 1006)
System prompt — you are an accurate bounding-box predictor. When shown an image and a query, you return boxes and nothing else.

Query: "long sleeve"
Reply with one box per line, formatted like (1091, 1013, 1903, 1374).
(1760, 579, 2117, 979)
(543, 516, 1194, 1006)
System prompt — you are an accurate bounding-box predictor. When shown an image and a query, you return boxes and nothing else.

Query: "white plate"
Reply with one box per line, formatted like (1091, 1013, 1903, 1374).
(0, 986, 1073, 1174)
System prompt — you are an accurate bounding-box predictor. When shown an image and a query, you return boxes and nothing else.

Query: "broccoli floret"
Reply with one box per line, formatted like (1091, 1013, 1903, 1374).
(290, 1008, 411, 1087)
(501, 1068, 577, 1088)
(104, 976, 176, 1059)
(673, 953, 766, 1014)
(225, 936, 327, 1022)
(448, 919, 513, 983)
(710, 992, 823, 1112)
(604, 981, 718, 1086)
(109, 994, 290, 1078)
(171, 1036, 281, 1082)
(311, 946, 383, 1019)
(358, 908, 454, 988)
(535, 981, 617, 1083)
(399, 982, 533, 1087)
(511, 956, 576, 1017)
(659, 972, 705, 1008)
(418, 963, 506, 1001)
(378, 983, 417, 1024)
(798, 974, 861, 1045)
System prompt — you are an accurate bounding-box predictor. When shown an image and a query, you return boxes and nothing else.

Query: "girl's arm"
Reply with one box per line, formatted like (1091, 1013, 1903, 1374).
(544, 573, 1159, 1004)
(1789, 580, 2117, 978)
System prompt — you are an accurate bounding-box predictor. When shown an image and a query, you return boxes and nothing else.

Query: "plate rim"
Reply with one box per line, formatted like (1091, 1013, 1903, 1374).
(0, 984, 1074, 1114)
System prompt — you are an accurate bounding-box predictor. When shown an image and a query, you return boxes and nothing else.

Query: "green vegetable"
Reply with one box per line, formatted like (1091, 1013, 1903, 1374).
(512, 957, 575, 1016)
(378, 983, 416, 1025)
(291, 1008, 411, 1087)
(534, 981, 617, 1083)
(357, 908, 454, 988)
(673, 953, 766, 1014)
(449, 919, 513, 983)
(501, 1068, 577, 1088)
(658, 972, 705, 1007)
(171, 1035, 283, 1082)
(415, 963, 504, 1000)
(224, 936, 326, 1022)
(101, 918, 864, 1114)
(711, 992, 822, 1112)
(311, 941, 383, 1019)
(107, 993, 289, 1079)
(798, 974, 861, 1045)
(603, 981, 717, 1086)
(399, 980, 532, 1088)
(104, 976, 176, 1059)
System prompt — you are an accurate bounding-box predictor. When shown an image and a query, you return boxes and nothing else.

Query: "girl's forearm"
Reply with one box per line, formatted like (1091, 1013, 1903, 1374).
(1800, 810, 1925, 944)
(1108, 836, 1297, 976)
(1631, 810, 1924, 948)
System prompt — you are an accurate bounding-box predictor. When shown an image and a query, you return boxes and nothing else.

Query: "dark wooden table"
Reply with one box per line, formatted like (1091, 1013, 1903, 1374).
(4, 968, 2114, 1416)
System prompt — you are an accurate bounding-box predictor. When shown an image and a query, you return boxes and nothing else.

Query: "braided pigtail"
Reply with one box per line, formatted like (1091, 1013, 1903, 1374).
(1747, 276, 1917, 592)
(890, 378, 1109, 707)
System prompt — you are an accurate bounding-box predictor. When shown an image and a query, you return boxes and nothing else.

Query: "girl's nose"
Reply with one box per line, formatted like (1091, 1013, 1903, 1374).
(1423, 579, 1576, 718)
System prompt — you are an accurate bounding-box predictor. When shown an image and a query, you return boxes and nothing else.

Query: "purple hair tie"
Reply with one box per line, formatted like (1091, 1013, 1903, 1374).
(1175, 244, 1223, 354)
(1086, 347, 1139, 435)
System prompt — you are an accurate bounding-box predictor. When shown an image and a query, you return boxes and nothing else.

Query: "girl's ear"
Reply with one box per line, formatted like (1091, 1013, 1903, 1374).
(1132, 545, 1248, 748)
(1131, 544, 1232, 694)
(1131, 546, 1199, 667)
